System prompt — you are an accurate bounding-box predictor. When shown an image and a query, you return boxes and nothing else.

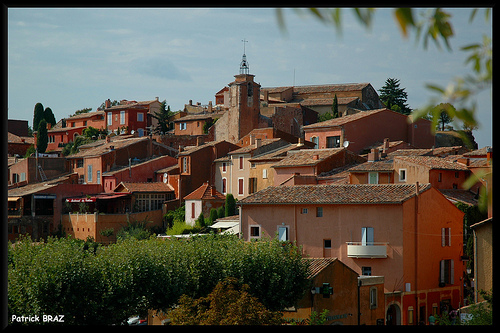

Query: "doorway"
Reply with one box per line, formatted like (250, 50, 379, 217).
(386, 304, 401, 325)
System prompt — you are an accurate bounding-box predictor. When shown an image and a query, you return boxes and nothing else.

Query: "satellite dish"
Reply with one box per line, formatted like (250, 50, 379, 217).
(131, 130, 135, 134)
(343, 140, 350, 148)
(163, 173, 168, 183)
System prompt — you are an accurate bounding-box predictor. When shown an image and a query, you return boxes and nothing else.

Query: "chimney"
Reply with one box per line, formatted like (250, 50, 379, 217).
(178, 145, 184, 152)
(196, 136, 204, 146)
(106, 135, 111, 143)
(297, 137, 304, 146)
(105, 99, 111, 108)
(208, 101, 213, 113)
(255, 138, 262, 148)
(263, 90, 269, 103)
(368, 148, 379, 162)
(415, 182, 420, 196)
(487, 147, 492, 164)
(155, 96, 159, 101)
(189, 100, 193, 106)
(211, 185, 217, 197)
(249, 135, 255, 146)
(46, 123, 51, 130)
(312, 154, 319, 160)
(382, 138, 389, 157)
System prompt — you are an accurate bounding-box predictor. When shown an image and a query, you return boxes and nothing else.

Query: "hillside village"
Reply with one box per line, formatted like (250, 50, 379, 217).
(7, 54, 492, 325)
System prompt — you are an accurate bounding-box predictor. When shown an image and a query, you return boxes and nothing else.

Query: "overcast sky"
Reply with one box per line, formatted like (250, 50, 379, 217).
(8, 7, 492, 147)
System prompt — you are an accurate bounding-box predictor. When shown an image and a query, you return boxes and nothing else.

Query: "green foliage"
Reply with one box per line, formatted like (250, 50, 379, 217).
(217, 205, 225, 219)
(43, 107, 56, 126)
(332, 94, 338, 118)
(61, 135, 93, 156)
(8, 234, 309, 325)
(116, 220, 152, 241)
(168, 277, 284, 325)
(152, 100, 174, 134)
(308, 309, 330, 325)
(196, 212, 206, 228)
(208, 208, 218, 226)
(378, 78, 412, 115)
(82, 126, 107, 139)
(24, 145, 36, 158)
(33, 103, 44, 133)
(36, 119, 48, 153)
(225, 193, 236, 217)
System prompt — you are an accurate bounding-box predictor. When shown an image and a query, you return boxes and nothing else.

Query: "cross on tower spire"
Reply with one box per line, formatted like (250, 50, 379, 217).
(240, 38, 250, 74)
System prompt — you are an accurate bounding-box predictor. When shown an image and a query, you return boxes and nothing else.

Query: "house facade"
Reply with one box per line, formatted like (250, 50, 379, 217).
(183, 182, 226, 226)
(239, 183, 465, 325)
(303, 108, 434, 154)
(104, 98, 161, 136)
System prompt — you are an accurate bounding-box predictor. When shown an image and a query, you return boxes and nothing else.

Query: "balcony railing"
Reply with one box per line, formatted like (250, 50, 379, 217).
(346, 242, 388, 258)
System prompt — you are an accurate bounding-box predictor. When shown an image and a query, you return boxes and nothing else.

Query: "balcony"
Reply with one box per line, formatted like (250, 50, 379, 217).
(346, 242, 388, 258)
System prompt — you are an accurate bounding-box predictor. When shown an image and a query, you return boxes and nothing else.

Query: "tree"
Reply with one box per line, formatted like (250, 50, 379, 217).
(168, 277, 283, 325)
(217, 205, 225, 219)
(152, 100, 173, 134)
(196, 212, 206, 228)
(36, 119, 48, 153)
(33, 102, 44, 132)
(43, 107, 56, 127)
(208, 208, 218, 226)
(378, 78, 412, 115)
(332, 94, 339, 118)
(225, 194, 236, 217)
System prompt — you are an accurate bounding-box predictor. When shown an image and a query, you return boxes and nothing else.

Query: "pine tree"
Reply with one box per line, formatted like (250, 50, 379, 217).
(378, 78, 412, 115)
(36, 119, 48, 153)
(33, 103, 44, 132)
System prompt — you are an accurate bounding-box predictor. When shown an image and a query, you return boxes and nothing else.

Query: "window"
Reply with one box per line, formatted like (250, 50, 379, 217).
(362, 227, 374, 246)
(362, 266, 372, 276)
(138, 128, 144, 137)
(324, 239, 332, 249)
(96, 170, 101, 184)
(20, 172, 26, 182)
(137, 112, 144, 122)
(182, 157, 189, 173)
(326, 136, 341, 148)
(222, 178, 227, 194)
(399, 169, 407, 182)
(120, 111, 125, 124)
(179, 123, 186, 130)
(239, 156, 244, 169)
(311, 136, 319, 149)
(249, 178, 257, 194)
(438, 172, 442, 182)
(408, 307, 414, 325)
(278, 226, 289, 242)
(442, 228, 451, 247)
(191, 202, 196, 218)
(369, 287, 378, 309)
(262, 168, 268, 179)
(222, 162, 226, 172)
(249, 225, 260, 239)
(316, 207, 323, 217)
(369, 172, 379, 184)
(301, 208, 308, 214)
(107, 112, 112, 126)
(238, 178, 244, 195)
(87, 165, 93, 183)
(440, 259, 454, 285)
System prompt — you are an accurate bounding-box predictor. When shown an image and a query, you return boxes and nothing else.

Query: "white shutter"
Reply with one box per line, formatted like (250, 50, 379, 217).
(448, 228, 452, 246)
(362, 227, 367, 246)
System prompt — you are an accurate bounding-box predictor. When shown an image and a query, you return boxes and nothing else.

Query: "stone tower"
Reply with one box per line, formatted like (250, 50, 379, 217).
(215, 48, 261, 143)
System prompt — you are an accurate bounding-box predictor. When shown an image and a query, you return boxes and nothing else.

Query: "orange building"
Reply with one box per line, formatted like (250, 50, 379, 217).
(239, 183, 465, 325)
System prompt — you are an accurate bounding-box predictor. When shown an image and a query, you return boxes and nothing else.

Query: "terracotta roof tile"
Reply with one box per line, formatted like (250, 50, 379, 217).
(239, 183, 431, 205)
(183, 183, 225, 201)
(394, 156, 469, 171)
(349, 158, 394, 172)
(306, 258, 339, 279)
(115, 182, 174, 193)
(302, 108, 391, 130)
(271, 148, 344, 168)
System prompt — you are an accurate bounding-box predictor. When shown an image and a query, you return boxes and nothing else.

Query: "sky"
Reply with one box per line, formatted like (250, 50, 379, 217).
(7, 7, 492, 148)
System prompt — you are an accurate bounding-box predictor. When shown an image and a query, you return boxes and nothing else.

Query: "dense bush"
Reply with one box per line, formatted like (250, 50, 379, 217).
(8, 234, 309, 325)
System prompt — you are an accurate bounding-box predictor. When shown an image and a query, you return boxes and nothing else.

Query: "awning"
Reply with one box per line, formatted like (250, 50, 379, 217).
(209, 221, 239, 229)
(66, 197, 96, 203)
(8, 196, 21, 202)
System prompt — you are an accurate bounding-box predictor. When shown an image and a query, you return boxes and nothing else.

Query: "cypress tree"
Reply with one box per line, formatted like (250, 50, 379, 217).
(33, 103, 44, 132)
(37, 119, 48, 153)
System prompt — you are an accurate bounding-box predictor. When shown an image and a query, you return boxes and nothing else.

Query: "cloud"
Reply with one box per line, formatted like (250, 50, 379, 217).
(133, 56, 192, 82)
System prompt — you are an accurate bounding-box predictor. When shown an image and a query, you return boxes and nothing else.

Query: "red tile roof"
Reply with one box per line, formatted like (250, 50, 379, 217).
(183, 182, 225, 201)
(394, 156, 469, 171)
(302, 108, 391, 130)
(306, 258, 340, 279)
(115, 182, 174, 193)
(239, 183, 431, 205)
(271, 148, 344, 168)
